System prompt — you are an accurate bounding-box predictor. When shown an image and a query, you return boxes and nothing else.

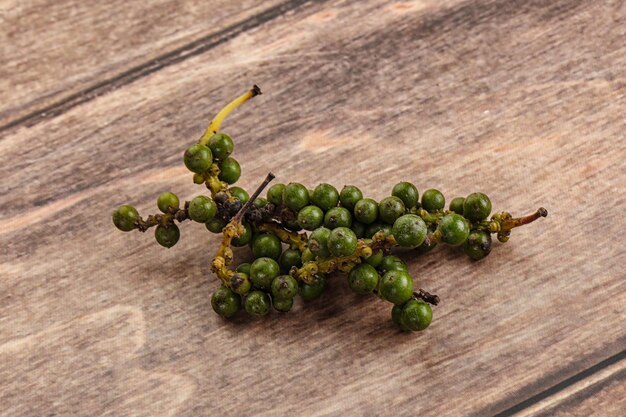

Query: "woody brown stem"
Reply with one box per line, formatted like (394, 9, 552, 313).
(232, 172, 275, 223)
(500, 207, 548, 232)
(135, 202, 190, 232)
(414, 289, 440, 305)
(211, 173, 276, 275)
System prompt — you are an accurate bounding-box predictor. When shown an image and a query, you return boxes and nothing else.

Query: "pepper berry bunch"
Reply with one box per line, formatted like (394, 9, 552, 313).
(112, 86, 547, 332)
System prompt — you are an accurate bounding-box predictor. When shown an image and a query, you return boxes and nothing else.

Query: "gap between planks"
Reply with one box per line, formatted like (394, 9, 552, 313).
(494, 348, 626, 417)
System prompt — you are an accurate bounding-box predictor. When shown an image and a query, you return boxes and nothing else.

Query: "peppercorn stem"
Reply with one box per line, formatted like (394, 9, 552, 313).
(135, 203, 190, 232)
(257, 221, 308, 252)
(291, 239, 388, 284)
(211, 255, 234, 285)
(370, 231, 397, 250)
(417, 209, 442, 224)
(291, 261, 319, 284)
(233, 172, 275, 223)
(414, 289, 440, 305)
(423, 229, 442, 246)
(199, 85, 262, 144)
(212, 173, 275, 268)
(499, 207, 548, 232)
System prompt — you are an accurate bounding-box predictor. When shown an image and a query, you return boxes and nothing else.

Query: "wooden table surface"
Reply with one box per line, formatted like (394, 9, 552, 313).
(1, 0, 625, 416)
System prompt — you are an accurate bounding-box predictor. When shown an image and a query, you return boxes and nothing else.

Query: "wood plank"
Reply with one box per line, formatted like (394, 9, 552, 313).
(516, 352, 626, 417)
(1, 0, 625, 416)
(533, 373, 626, 417)
(0, 0, 300, 128)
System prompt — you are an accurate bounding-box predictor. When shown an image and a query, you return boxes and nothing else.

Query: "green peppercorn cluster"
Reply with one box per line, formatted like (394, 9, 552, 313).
(221, 181, 500, 331)
(111, 85, 547, 333)
(111, 127, 246, 248)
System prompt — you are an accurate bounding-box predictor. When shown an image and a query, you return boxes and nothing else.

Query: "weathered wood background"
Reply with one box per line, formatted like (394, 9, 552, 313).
(1, 0, 625, 416)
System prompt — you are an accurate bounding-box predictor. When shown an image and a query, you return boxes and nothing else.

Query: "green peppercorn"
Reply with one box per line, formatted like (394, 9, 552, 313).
(354, 198, 378, 224)
(301, 248, 315, 263)
(188, 195, 217, 222)
(327, 227, 358, 257)
(324, 207, 352, 229)
(207, 133, 234, 160)
(184, 143, 212, 174)
(267, 183, 285, 206)
(283, 182, 309, 211)
(218, 157, 241, 184)
(365, 223, 393, 238)
(230, 272, 251, 295)
(244, 291, 271, 317)
(351, 221, 366, 238)
(401, 299, 432, 331)
(157, 192, 179, 213)
(282, 217, 302, 232)
(438, 213, 470, 245)
(308, 227, 331, 258)
(392, 182, 419, 208)
(211, 286, 241, 318)
(299, 274, 326, 301)
(273, 297, 293, 312)
(463, 230, 492, 260)
(236, 262, 251, 276)
(271, 275, 299, 300)
(155, 224, 180, 248)
(415, 234, 437, 254)
(392, 214, 427, 248)
(205, 218, 225, 233)
(378, 196, 406, 224)
(379, 270, 414, 305)
(229, 186, 249, 204)
(421, 189, 445, 212)
(379, 255, 408, 274)
(231, 222, 252, 247)
(449, 197, 465, 215)
(363, 240, 383, 267)
(214, 192, 229, 205)
(297, 205, 324, 230)
(112, 205, 139, 232)
(347, 264, 379, 294)
(391, 304, 411, 331)
(279, 248, 302, 272)
(463, 192, 492, 222)
(250, 257, 281, 289)
(340, 185, 363, 211)
(312, 183, 339, 211)
(251, 233, 282, 260)
(253, 197, 269, 209)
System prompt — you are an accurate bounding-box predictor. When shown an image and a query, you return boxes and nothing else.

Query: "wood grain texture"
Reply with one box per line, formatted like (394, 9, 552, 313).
(1, 0, 625, 416)
(0, 0, 297, 127)
(533, 373, 626, 417)
(515, 352, 626, 417)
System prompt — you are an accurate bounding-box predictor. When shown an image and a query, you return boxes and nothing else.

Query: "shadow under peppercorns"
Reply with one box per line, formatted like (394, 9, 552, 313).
(130, 236, 456, 345)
